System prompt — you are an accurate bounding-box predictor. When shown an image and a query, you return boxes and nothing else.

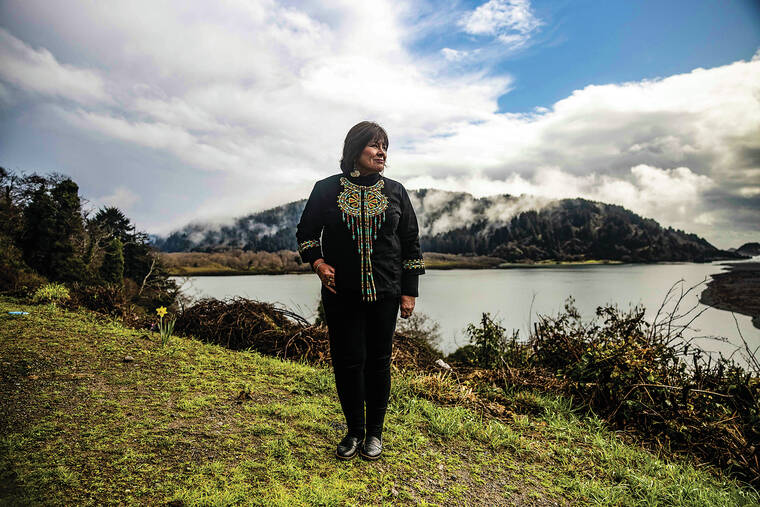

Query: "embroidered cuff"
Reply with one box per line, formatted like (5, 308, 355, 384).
(298, 239, 320, 253)
(402, 258, 425, 272)
(297, 239, 322, 265)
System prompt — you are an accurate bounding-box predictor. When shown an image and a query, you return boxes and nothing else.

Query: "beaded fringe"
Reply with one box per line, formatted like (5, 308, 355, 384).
(338, 177, 387, 302)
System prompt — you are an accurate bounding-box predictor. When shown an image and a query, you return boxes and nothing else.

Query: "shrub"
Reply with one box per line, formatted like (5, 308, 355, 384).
(396, 312, 443, 354)
(173, 297, 443, 369)
(531, 295, 760, 486)
(0, 234, 47, 295)
(445, 344, 479, 366)
(464, 313, 530, 369)
(0, 265, 46, 296)
(31, 282, 71, 305)
(67, 282, 128, 316)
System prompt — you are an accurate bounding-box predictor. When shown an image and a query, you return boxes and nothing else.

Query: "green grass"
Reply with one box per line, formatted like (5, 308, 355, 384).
(1, 296, 758, 506)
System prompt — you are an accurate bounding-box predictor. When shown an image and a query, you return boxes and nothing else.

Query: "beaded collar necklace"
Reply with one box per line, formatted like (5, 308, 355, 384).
(337, 176, 388, 302)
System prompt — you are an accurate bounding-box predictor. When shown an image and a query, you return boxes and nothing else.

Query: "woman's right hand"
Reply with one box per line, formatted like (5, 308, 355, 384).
(313, 259, 337, 294)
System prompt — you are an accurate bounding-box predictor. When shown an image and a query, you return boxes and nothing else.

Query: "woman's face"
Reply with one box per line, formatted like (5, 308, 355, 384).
(354, 138, 387, 174)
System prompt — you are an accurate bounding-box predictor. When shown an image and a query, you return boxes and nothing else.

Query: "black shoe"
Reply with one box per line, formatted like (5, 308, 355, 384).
(360, 435, 382, 460)
(336, 433, 363, 460)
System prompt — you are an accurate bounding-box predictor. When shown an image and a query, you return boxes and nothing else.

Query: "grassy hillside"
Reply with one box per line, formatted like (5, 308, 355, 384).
(1, 297, 757, 506)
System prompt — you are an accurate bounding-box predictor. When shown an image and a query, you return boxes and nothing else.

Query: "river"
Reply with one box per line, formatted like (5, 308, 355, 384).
(172, 257, 759, 362)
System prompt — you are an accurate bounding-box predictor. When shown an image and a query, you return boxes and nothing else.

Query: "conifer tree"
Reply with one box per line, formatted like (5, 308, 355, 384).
(93, 207, 133, 242)
(48, 179, 86, 282)
(93, 206, 152, 282)
(21, 186, 57, 276)
(22, 178, 87, 282)
(100, 237, 124, 285)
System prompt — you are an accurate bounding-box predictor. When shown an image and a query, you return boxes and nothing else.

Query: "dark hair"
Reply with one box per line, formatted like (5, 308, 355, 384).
(339, 121, 389, 175)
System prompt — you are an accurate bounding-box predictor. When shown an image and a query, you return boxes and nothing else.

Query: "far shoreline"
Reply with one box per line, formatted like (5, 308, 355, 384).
(166, 258, 625, 277)
(165, 257, 740, 277)
(700, 261, 760, 330)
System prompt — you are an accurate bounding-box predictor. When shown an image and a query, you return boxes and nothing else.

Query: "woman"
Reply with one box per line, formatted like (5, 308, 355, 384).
(296, 121, 425, 461)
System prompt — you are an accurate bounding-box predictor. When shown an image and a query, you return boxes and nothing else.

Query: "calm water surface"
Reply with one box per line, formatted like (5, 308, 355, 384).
(173, 257, 759, 360)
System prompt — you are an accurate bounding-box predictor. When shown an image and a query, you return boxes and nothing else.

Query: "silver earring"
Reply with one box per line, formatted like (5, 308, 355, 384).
(350, 165, 360, 177)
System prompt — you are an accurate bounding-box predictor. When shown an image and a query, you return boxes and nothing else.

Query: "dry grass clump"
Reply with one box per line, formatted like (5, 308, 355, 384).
(174, 297, 327, 360)
(174, 297, 444, 370)
(392, 330, 444, 370)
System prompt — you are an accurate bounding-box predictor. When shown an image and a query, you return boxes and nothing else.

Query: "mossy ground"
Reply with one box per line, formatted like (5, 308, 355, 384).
(1, 296, 757, 506)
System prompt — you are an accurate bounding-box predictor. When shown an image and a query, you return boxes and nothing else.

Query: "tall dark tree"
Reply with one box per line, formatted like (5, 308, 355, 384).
(48, 179, 87, 282)
(0, 168, 35, 290)
(21, 178, 87, 282)
(2, 167, 178, 308)
(0, 167, 23, 241)
(93, 207, 134, 243)
(100, 237, 124, 285)
(91, 206, 154, 283)
(123, 232, 154, 282)
(21, 185, 57, 276)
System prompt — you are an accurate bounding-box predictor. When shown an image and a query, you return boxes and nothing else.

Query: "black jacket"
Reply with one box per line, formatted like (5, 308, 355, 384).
(296, 172, 425, 300)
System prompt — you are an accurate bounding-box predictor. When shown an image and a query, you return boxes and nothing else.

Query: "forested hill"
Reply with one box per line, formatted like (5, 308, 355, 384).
(150, 189, 743, 263)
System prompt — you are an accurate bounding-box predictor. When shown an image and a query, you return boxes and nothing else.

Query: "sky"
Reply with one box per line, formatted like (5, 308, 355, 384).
(0, 0, 758, 249)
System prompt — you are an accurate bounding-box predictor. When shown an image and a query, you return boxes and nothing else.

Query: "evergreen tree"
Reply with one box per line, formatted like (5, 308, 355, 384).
(93, 207, 133, 243)
(0, 167, 23, 241)
(0, 168, 35, 287)
(48, 179, 86, 282)
(21, 186, 57, 276)
(100, 237, 124, 285)
(123, 233, 154, 282)
(92, 206, 153, 282)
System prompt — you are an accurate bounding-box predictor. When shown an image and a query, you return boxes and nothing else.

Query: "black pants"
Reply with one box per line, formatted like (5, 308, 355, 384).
(322, 287, 400, 439)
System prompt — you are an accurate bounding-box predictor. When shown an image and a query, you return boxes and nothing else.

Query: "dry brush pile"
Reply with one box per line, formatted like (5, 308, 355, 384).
(173, 297, 442, 370)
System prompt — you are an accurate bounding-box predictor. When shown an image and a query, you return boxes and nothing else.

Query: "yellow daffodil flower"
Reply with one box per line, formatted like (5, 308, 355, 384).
(156, 306, 168, 318)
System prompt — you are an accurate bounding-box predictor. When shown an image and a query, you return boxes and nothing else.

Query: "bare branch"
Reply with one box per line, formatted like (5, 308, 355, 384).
(138, 255, 157, 297)
(731, 312, 760, 373)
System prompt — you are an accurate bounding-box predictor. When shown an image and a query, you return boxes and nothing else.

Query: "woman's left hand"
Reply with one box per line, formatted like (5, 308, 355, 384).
(400, 295, 415, 319)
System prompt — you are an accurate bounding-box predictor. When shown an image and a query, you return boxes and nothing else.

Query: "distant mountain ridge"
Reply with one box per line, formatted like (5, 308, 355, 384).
(151, 189, 744, 263)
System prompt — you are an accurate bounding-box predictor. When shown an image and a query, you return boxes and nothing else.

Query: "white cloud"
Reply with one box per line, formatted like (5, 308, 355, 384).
(739, 186, 760, 198)
(0, 28, 108, 103)
(459, 0, 542, 49)
(89, 186, 140, 212)
(0, 0, 757, 249)
(396, 57, 760, 204)
(0, 0, 510, 183)
(407, 164, 717, 237)
(627, 164, 714, 211)
(409, 187, 554, 236)
(58, 107, 245, 172)
(441, 47, 469, 61)
(694, 212, 717, 226)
